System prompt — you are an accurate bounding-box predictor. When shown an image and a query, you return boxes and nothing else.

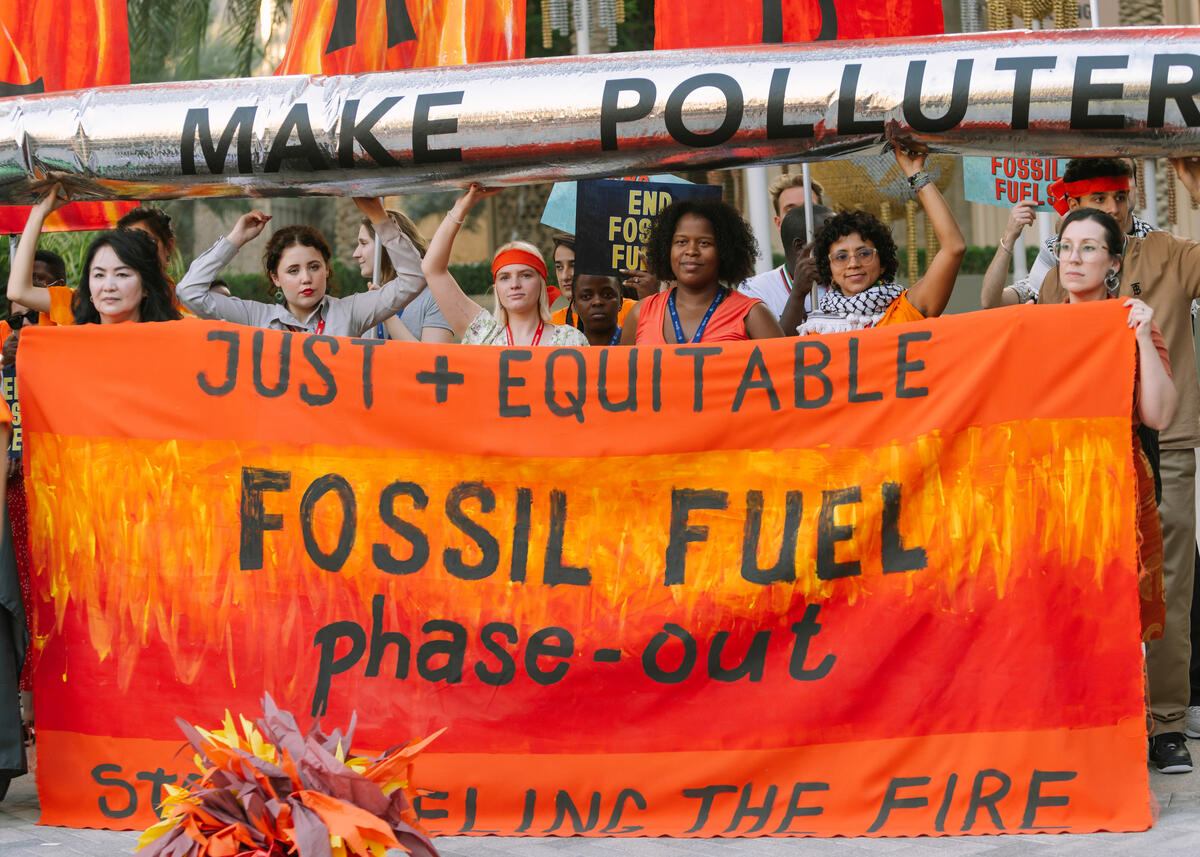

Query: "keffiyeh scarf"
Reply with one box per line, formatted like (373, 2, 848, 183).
(796, 280, 905, 335)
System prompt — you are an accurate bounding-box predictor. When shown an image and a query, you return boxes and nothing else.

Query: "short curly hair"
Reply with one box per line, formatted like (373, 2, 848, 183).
(644, 199, 758, 286)
(814, 209, 899, 286)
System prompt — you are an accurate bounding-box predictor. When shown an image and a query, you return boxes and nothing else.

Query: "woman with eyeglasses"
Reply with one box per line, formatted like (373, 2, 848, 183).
(1053, 207, 1175, 642)
(794, 148, 966, 335)
(620, 198, 784, 344)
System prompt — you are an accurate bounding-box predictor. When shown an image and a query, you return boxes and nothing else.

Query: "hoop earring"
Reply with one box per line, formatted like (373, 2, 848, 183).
(273, 286, 285, 304)
(1104, 268, 1120, 295)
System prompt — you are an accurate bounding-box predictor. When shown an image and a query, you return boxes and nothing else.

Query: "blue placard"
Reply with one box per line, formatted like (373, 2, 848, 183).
(962, 156, 1065, 212)
(574, 179, 723, 277)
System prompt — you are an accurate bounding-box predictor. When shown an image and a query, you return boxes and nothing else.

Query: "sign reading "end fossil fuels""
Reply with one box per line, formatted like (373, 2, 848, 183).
(19, 302, 1151, 836)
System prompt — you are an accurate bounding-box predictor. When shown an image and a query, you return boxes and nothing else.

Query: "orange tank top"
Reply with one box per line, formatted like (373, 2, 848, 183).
(635, 288, 762, 344)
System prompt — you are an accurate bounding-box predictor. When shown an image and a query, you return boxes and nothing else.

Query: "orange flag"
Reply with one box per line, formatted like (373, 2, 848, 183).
(276, 0, 525, 75)
(0, 0, 133, 233)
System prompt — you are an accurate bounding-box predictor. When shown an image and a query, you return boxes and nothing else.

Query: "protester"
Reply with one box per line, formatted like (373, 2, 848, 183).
(117, 205, 176, 276)
(769, 171, 825, 223)
(0, 398, 19, 802)
(550, 234, 572, 306)
(619, 198, 783, 344)
(981, 158, 1152, 307)
(421, 185, 588, 346)
(569, 274, 625, 345)
(177, 198, 423, 336)
(352, 209, 452, 343)
(794, 148, 965, 334)
(8, 189, 180, 325)
(768, 204, 835, 331)
(737, 177, 826, 320)
(1054, 208, 1174, 644)
(1040, 156, 1200, 774)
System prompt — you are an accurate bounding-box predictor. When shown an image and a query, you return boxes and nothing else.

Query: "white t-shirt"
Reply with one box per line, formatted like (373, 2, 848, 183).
(737, 264, 825, 320)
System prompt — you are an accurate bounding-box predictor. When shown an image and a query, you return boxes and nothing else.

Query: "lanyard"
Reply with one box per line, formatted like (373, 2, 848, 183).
(781, 266, 793, 294)
(667, 287, 726, 344)
(506, 320, 545, 347)
(608, 326, 622, 346)
(375, 323, 386, 339)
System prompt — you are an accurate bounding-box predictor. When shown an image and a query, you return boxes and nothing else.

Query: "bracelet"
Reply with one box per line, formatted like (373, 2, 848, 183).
(998, 237, 1013, 255)
(907, 170, 933, 192)
(446, 212, 465, 224)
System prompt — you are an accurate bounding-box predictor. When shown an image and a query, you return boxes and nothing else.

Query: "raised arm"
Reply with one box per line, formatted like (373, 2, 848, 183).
(981, 200, 1035, 308)
(7, 185, 68, 314)
(894, 149, 966, 318)
(176, 210, 271, 324)
(1128, 300, 1178, 430)
(421, 184, 502, 338)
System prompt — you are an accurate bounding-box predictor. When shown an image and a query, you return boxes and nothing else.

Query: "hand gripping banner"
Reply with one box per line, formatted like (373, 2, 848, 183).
(3, 27, 1200, 202)
(21, 302, 1150, 836)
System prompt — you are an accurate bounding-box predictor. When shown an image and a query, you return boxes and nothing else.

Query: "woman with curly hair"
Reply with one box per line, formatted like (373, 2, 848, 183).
(620, 198, 783, 344)
(792, 148, 965, 335)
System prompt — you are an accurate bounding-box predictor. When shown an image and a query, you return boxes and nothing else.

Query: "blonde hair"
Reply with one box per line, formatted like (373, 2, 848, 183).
(361, 209, 427, 282)
(491, 240, 552, 325)
(768, 172, 825, 214)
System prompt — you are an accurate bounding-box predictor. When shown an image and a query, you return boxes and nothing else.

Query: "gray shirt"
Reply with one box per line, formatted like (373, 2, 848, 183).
(361, 288, 453, 340)
(177, 219, 425, 336)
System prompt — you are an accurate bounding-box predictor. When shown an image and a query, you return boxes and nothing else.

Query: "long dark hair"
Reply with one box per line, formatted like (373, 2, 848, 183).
(71, 230, 181, 324)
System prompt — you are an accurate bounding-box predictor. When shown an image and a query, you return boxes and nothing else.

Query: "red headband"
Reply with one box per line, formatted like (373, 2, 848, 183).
(491, 248, 548, 283)
(1046, 175, 1130, 215)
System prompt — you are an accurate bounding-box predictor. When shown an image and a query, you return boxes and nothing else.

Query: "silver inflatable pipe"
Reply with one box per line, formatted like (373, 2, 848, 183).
(2, 26, 1200, 202)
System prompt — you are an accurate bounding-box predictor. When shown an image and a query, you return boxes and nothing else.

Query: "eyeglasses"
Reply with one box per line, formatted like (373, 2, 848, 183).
(828, 247, 877, 266)
(1053, 241, 1108, 261)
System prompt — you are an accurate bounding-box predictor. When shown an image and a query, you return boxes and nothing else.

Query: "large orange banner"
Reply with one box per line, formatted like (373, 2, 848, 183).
(20, 302, 1151, 836)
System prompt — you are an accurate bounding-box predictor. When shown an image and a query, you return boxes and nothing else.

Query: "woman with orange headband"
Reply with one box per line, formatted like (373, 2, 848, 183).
(421, 185, 588, 346)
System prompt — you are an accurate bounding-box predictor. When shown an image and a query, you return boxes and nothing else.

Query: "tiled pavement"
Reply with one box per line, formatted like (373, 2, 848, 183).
(3, 763, 1199, 856)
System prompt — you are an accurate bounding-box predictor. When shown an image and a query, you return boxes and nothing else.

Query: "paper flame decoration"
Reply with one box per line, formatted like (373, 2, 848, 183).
(137, 694, 444, 857)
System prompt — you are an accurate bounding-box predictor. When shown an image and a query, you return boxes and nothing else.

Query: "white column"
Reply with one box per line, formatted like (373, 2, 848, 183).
(575, 0, 590, 56)
(745, 166, 773, 274)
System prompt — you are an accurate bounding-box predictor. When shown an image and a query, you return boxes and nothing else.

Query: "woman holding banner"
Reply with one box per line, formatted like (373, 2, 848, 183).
(7, 187, 181, 325)
(176, 198, 424, 336)
(351, 209, 453, 343)
(421, 185, 588, 347)
(1056, 207, 1175, 647)
(619, 199, 784, 344)
(796, 148, 965, 335)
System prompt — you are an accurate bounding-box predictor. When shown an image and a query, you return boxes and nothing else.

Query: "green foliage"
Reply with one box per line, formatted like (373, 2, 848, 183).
(450, 262, 493, 295)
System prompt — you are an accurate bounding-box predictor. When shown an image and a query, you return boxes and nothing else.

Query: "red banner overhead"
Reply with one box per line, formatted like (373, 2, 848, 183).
(655, 0, 944, 49)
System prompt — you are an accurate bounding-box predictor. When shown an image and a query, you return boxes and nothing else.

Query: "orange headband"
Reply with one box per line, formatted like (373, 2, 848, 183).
(491, 248, 548, 283)
(1046, 176, 1130, 215)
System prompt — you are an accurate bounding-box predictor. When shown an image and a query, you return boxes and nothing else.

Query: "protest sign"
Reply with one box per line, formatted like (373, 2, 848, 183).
(575, 179, 722, 276)
(20, 304, 1150, 836)
(963, 156, 1065, 211)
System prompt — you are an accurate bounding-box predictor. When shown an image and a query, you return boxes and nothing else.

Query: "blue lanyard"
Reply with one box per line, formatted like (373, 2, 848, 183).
(667, 287, 726, 344)
(376, 323, 386, 339)
(608, 326, 622, 346)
